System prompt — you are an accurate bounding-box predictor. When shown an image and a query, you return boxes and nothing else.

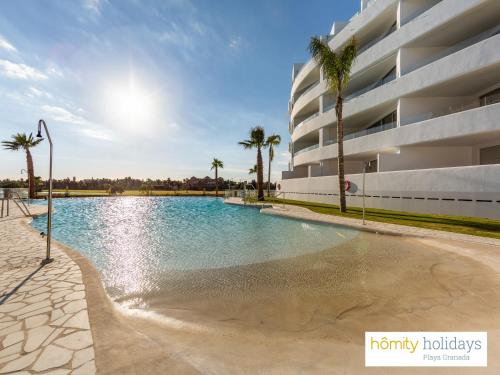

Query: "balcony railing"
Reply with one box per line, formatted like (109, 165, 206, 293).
(294, 143, 319, 156)
(358, 21, 397, 55)
(404, 25, 500, 75)
(400, 103, 479, 126)
(293, 80, 320, 104)
(345, 69, 396, 101)
(324, 121, 397, 145)
(294, 111, 320, 131)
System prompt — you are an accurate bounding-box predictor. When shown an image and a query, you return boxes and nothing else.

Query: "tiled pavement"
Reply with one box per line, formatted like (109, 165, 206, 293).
(0, 205, 96, 374)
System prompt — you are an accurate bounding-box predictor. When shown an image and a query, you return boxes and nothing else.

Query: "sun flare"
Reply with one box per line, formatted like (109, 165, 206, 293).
(104, 79, 157, 130)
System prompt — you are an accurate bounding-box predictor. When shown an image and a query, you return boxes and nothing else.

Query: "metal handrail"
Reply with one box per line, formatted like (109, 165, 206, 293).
(272, 191, 286, 209)
(293, 81, 320, 104)
(294, 143, 320, 156)
(13, 191, 31, 216)
(324, 121, 397, 146)
(294, 112, 320, 131)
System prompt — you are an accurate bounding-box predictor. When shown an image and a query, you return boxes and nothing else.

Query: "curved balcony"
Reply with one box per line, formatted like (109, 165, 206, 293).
(294, 143, 319, 157)
(324, 121, 397, 146)
(293, 81, 320, 106)
(291, 59, 317, 96)
(291, 0, 399, 101)
(291, 80, 325, 119)
(292, 103, 500, 167)
(291, 33, 500, 144)
(294, 112, 320, 131)
(351, 0, 486, 78)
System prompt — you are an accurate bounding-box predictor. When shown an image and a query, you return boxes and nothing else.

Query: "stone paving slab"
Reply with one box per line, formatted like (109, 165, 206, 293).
(0, 205, 96, 374)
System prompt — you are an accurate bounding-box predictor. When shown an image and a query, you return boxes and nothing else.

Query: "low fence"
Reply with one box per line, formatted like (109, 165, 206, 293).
(0, 188, 29, 199)
(224, 190, 277, 201)
(278, 165, 500, 219)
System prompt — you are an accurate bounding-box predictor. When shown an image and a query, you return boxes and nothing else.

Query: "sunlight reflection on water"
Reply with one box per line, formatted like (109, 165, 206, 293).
(33, 197, 358, 299)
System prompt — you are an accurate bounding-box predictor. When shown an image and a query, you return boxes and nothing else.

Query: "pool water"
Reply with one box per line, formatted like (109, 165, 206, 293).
(32, 197, 358, 300)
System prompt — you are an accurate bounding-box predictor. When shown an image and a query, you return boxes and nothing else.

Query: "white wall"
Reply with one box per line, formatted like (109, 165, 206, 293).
(279, 164, 500, 219)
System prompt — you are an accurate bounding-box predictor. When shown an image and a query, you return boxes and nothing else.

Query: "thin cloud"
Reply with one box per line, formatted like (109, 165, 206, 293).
(41, 105, 89, 126)
(0, 59, 48, 80)
(228, 36, 243, 50)
(84, 0, 101, 13)
(0, 35, 16, 52)
(41, 104, 113, 141)
(158, 23, 196, 49)
(28, 87, 53, 99)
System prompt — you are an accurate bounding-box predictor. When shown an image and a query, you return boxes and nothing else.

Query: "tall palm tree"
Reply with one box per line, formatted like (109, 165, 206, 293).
(210, 158, 224, 197)
(309, 36, 357, 213)
(239, 126, 266, 201)
(2, 133, 43, 199)
(266, 134, 281, 196)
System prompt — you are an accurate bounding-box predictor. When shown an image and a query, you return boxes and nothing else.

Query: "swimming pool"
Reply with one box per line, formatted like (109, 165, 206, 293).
(32, 197, 358, 302)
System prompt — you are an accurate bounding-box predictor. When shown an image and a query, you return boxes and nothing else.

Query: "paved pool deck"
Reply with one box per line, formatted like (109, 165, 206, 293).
(225, 197, 500, 247)
(0, 205, 96, 374)
(0, 204, 201, 375)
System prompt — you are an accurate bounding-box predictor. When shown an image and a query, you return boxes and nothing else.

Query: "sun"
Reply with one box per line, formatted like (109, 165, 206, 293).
(104, 78, 157, 131)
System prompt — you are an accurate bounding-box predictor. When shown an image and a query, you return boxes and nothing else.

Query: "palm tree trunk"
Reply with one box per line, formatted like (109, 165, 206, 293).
(257, 147, 264, 201)
(267, 148, 272, 197)
(26, 149, 35, 199)
(215, 167, 219, 197)
(336, 95, 347, 213)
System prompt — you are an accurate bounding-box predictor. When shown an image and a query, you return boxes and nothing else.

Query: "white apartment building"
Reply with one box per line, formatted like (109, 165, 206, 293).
(279, 0, 500, 219)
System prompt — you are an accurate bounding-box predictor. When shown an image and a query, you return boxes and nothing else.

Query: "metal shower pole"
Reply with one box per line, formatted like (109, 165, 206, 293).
(37, 119, 54, 265)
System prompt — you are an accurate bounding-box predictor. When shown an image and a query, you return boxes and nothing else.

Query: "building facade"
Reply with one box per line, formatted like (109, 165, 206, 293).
(279, 0, 500, 219)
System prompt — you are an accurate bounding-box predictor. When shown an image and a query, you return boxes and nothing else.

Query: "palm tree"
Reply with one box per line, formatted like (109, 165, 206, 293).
(2, 133, 43, 199)
(266, 134, 281, 196)
(210, 158, 224, 197)
(309, 36, 357, 213)
(239, 126, 266, 201)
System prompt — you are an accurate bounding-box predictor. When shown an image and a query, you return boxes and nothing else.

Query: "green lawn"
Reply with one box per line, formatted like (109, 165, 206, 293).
(264, 197, 500, 240)
(37, 189, 222, 197)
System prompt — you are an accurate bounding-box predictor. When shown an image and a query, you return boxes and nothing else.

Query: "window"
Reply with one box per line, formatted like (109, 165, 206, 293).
(480, 145, 500, 165)
(366, 160, 378, 173)
(368, 110, 397, 130)
(480, 88, 500, 106)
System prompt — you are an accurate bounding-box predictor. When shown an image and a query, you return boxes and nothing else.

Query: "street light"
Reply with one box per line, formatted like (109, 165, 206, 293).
(362, 161, 371, 226)
(37, 119, 54, 265)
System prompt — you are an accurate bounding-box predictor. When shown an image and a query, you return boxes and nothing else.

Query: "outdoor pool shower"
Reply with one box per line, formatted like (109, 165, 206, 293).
(37, 119, 54, 265)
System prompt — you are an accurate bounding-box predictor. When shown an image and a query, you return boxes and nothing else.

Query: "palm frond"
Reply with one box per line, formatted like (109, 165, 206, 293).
(266, 134, 281, 162)
(248, 164, 258, 175)
(2, 132, 43, 151)
(309, 36, 357, 94)
(250, 126, 266, 146)
(339, 37, 357, 90)
(238, 140, 254, 149)
(211, 158, 224, 169)
(1, 141, 20, 151)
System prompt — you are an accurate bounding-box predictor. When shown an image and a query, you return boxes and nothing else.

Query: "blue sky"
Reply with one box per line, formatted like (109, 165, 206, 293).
(0, 0, 358, 181)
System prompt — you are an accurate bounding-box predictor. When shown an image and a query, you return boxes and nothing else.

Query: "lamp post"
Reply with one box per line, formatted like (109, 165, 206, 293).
(37, 119, 54, 265)
(362, 161, 371, 226)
